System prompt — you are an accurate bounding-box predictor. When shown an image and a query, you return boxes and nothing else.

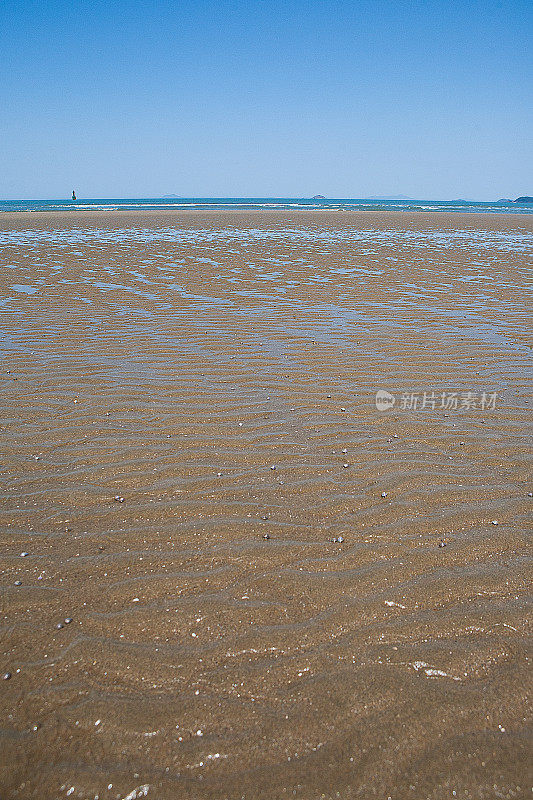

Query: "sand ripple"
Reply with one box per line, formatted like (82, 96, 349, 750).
(0, 211, 531, 799)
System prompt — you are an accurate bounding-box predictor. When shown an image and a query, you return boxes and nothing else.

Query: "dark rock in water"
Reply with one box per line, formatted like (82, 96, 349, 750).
(515, 196, 533, 203)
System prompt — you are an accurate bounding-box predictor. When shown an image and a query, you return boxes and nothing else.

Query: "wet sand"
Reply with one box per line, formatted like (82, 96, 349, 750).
(0, 210, 531, 800)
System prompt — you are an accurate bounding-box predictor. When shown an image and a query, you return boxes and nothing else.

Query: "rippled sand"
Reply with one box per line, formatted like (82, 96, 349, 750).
(0, 210, 531, 800)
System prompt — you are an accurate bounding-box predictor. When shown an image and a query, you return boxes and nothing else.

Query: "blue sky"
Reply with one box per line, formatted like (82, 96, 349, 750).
(1, 0, 531, 199)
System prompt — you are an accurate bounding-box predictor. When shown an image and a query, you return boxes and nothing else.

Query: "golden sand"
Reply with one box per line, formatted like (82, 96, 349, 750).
(0, 210, 531, 799)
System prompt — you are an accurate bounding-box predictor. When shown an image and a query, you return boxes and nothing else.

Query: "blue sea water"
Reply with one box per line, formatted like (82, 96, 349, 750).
(0, 197, 532, 214)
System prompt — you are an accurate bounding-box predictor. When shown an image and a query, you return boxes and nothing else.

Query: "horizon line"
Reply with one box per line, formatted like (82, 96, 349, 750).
(0, 195, 525, 203)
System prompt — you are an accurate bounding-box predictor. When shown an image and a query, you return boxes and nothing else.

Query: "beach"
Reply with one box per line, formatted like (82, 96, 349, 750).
(0, 209, 531, 799)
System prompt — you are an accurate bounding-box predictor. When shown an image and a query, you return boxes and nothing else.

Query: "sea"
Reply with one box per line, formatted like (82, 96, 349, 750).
(0, 197, 532, 214)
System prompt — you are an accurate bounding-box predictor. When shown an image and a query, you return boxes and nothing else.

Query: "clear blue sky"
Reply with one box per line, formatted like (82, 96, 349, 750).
(1, 0, 531, 200)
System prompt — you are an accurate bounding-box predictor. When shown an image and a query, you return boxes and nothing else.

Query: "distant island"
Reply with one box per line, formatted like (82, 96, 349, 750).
(311, 195, 326, 200)
(515, 196, 533, 203)
(162, 194, 184, 199)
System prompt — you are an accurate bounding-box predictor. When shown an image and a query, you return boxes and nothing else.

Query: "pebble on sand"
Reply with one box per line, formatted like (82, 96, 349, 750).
(263, 533, 271, 540)
(113, 496, 125, 503)
(3, 672, 11, 680)
(14, 580, 22, 586)
(438, 540, 447, 548)
(381, 492, 388, 498)
(20, 552, 29, 557)
(333, 536, 344, 543)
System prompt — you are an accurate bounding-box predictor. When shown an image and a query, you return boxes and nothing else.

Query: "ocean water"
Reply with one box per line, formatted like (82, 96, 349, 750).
(0, 197, 532, 214)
